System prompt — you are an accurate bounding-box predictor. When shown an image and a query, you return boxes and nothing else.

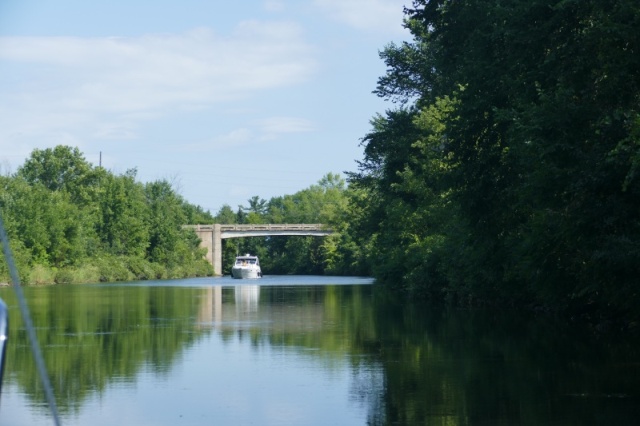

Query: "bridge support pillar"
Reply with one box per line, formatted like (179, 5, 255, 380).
(194, 224, 223, 276)
(212, 224, 222, 276)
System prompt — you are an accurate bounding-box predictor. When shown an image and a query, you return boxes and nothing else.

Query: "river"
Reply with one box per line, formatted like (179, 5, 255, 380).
(0, 276, 639, 425)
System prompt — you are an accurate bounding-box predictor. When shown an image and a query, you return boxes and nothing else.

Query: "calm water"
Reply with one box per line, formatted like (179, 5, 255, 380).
(0, 276, 639, 425)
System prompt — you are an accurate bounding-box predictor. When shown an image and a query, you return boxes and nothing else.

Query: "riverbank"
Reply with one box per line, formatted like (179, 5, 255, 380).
(1, 255, 214, 286)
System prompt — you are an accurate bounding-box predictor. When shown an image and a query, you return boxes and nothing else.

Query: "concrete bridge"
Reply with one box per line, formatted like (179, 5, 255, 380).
(187, 224, 334, 275)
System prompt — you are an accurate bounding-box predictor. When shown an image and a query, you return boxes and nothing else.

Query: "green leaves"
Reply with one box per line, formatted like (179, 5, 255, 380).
(17, 145, 102, 205)
(351, 0, 640, 321)
(212, 173, 363, 276)
(1, 146, 214, 283)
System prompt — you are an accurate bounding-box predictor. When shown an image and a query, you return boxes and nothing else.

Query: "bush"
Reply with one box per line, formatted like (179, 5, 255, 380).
(28, 264, 56, 285)
(125, 257, 155, 280)
(192, 260, 214, 277)
(167, 265, 186, 280)
(0, 239, 34, 285)
(73, 265, 101, 284)
(54, 269, 74, 284)
(149, 263, 167, 280)
(94, 256, 134, 282)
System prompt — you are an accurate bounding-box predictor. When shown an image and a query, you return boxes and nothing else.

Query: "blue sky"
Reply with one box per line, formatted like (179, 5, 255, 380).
(0, 0, 409, 214)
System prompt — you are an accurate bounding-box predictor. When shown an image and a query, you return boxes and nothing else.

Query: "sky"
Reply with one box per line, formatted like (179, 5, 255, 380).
(0, 0, 410, 214)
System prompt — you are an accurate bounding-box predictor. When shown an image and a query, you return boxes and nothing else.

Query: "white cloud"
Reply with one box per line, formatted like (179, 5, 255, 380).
(1, 23, 315, 112)
(0, 21, 316, 160)
(255, 117, 315, 141)
(313, 0, 408, 33)
(179, 116, 315, 153)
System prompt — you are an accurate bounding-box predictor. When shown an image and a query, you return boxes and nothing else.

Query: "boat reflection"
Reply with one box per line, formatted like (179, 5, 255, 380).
(234, 285, 260, 314)
(196, 285, 261, 328)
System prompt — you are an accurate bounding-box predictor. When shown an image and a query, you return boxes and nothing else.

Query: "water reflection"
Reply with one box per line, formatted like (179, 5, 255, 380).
(0, 280, 639, 426)
(196, 285, 261, 329)
(196, 286, 221, 326)
(234, 284, 260, 314)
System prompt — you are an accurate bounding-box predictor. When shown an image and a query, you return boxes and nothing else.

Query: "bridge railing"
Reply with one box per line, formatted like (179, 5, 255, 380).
(187, 224, 330, 232)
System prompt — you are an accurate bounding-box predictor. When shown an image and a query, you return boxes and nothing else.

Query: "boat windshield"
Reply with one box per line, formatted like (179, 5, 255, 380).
(236, 258, 257, 265)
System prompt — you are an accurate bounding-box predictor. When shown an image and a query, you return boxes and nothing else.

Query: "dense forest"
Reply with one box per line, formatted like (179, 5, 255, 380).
(346, 0, 640, 323)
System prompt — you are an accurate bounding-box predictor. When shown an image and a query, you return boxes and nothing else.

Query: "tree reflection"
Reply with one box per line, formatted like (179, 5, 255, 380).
(359, 289, 640, 425)
(2, 285, 207, 414)
(2, 284, 640, 424)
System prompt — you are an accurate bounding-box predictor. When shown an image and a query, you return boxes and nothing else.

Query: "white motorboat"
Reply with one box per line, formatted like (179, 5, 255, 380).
(231, 254, 262, 279)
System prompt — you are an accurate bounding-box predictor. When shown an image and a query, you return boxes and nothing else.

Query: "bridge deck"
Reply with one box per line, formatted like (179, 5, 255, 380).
(190, 224, 329, 232)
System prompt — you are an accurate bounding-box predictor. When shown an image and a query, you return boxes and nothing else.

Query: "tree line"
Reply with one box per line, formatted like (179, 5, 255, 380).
(211, 172, 369, 276)
(0, 146, 366, 283)
(0, 146, 214, 284)
(345, 0, 640, 323)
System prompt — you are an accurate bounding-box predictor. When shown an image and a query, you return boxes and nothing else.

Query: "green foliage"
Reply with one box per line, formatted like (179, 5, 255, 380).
(17, 145, 102, 205)
(93, 255, 135, 282)
(27, 264, 56, 285)
(348, 0, 640, 322)
(1, 146, 215, 284)
(54, 268, 74, 284)
(124, 256, 157, 280)
(263, 173, 365, 275)
(182, 201, 215, 224)
(1, 176, 90, 267)
(96, 170, 149, 257)
(241, 195, 268, 216)
(214, 204, 237, 224)
(144, 180, 186, 266)
(211, 173, 366, 276)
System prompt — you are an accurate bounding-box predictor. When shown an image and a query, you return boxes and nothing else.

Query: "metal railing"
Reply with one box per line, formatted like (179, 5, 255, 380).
(189, 223, 330, 232)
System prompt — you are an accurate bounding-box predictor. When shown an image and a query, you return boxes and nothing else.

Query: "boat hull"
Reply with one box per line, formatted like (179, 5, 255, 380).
(231, 266, 262, 279)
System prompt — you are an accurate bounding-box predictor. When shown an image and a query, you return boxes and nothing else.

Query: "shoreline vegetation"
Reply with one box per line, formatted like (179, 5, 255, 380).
(0, 145, 217, 286)
(0, 146, 360, 286)
(2, 1, 639, 329)
(0, 256, 213, 286)
(345, 0, 640, 327)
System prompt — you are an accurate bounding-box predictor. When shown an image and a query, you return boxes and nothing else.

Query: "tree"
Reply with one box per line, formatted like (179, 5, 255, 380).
(181, 203, 215, 225)
(214, 205, 237, 224)
(17, 145, 101, 205)
(96, 170, 149, 257)
(241, 196, 268, 216)
(144, 180, 187, 266)
(0, 176, 91, 267)
(352, 0, 640, 319)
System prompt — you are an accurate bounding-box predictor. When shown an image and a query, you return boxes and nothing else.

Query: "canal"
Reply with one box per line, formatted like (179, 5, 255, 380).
(0, 276, 639, 425)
